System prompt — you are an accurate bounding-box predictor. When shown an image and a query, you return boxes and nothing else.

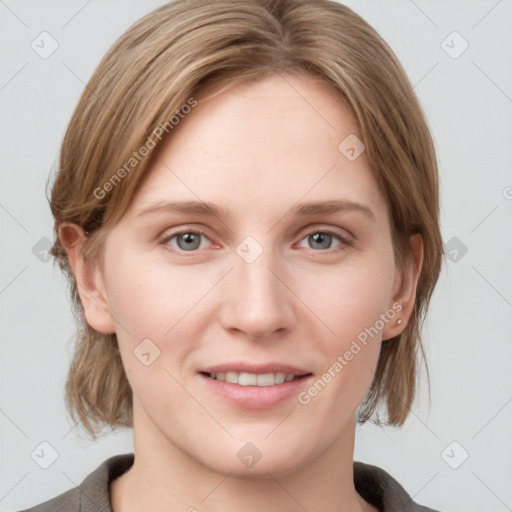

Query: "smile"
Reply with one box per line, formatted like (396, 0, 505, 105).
(199, 367, 313, 409)
(206, 371, 303, 386)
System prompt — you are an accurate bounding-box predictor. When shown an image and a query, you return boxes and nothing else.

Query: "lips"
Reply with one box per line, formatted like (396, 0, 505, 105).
(198, 362, 313, 408)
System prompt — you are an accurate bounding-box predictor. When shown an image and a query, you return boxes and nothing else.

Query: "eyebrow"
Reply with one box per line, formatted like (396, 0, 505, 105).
(135, 199, 375, 221)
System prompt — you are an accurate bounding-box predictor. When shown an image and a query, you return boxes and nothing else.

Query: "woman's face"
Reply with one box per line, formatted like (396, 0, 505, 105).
(83, 72, 412, 476)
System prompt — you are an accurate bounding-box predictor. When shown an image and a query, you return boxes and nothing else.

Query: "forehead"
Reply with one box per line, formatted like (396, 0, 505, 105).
(126, 72, 386, 221)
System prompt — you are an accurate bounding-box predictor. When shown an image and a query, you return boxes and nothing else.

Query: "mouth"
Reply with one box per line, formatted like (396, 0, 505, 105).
(198, 364, 313, 409)
(200, 371, 311, 386)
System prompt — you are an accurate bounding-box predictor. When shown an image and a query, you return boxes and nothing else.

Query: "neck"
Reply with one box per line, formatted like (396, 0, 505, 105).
(110, 403, 375, 512)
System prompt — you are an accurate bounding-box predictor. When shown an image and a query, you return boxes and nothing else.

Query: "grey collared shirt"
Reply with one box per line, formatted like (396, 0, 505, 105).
(19, 453, 441, 511)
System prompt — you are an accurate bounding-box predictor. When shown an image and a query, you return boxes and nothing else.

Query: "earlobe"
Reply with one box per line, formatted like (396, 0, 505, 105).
(58, 223, 116, 334)
(382, 234, 423, 341)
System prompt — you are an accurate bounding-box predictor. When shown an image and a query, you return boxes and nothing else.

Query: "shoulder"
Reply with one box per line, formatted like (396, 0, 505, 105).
(17, 453, 135, 512)
(354, 461, 441, 512)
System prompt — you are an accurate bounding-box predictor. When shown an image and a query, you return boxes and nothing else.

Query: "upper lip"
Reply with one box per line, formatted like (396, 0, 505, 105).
(200, 362, 311, 376)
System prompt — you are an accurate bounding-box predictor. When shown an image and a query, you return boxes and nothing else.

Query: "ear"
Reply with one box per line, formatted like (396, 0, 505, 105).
(382, 233, 423, 341)
(58, 223, 116, 334)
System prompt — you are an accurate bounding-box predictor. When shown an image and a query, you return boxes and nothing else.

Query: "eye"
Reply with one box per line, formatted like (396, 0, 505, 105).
(158, 227, 351, 255)
(297, 229, 350, 251)
(160, 230, 211, 253)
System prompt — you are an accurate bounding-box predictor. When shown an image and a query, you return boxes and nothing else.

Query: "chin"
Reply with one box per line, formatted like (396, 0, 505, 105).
(192, 435, 316, 479)
(211, 454, 309, 480)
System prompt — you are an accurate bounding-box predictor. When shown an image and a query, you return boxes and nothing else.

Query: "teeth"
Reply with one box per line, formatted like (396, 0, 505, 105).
(209, 371, 298, 386)
(239, 372, 257, 385)
(225, 371, 238, 384)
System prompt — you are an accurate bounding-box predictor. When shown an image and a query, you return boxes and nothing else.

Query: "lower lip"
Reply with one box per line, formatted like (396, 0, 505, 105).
(199, 373, 312, 409)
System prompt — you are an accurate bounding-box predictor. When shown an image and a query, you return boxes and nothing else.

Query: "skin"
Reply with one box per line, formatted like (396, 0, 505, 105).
(60, 71, 422, 512)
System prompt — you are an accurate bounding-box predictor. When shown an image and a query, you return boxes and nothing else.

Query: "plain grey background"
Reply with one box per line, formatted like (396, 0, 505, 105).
(1, 1, 511, 511)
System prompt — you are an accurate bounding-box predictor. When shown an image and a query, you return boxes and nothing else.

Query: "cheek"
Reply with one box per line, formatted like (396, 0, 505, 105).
(300, 245, 396, 344)
(104, 251, 213, 340)
(102, 252, 224, 403)
(103, 257, 204, 409)
(296, 244, 395, 404)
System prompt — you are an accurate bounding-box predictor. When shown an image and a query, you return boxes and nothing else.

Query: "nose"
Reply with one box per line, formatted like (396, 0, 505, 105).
(218, 248, 296, 341)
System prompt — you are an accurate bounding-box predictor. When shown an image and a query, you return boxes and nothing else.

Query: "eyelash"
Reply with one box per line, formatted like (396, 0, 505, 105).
(157, 227, 352, 256)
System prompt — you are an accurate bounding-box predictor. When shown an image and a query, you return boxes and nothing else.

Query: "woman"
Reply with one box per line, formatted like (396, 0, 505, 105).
(23, 0, 443, 510)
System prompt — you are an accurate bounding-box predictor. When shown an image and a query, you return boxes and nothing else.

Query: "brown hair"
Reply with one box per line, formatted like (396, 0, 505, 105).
(48, 0, 443, 440)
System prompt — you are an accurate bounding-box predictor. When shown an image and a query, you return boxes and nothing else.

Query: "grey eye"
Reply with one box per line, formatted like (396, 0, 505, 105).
(307, 232, 334, 250)
(174, 232, 204, 251)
